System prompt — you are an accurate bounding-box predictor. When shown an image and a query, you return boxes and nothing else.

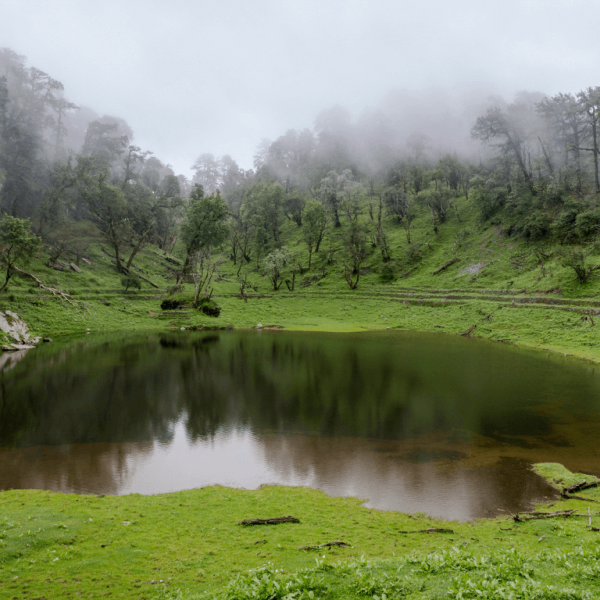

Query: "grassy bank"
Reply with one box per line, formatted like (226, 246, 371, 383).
(1, 464, 600, 599)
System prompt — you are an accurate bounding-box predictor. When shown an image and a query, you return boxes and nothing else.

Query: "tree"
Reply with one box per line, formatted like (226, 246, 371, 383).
(178, 185, 229, 284)
(0, 216, 40, 292)
(240, 182, 284, 242)
(121, 273, 141, 292)
(537, 93, 588, 192)
(342, 221, 369, 289)
(263, 246, 290, 291)
(472, 107, 534, 191)
(82, 120, 128, 164)
(282, 193, 305, 226)
(153, 174, 184, 251)
(577, 87, 600, 193)
(191, 247, 216, 303)
(78, 166, 130, 272)
(318, 169, 356, 227)
(383, 186, 413, 243)
(191, 153, 220, 194)
(557, 244, 600, 283)
(301, 199, 327, 268)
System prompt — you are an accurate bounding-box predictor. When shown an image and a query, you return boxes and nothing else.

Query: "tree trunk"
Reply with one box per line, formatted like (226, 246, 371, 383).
(177, 252, 192, 285)
(592, 117, 600, 193)
(126, 224, 154, 271)
(0, 269, 12, 293)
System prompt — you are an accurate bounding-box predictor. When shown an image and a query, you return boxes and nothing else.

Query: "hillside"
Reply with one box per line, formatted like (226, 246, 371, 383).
(1, 192, 599, 362)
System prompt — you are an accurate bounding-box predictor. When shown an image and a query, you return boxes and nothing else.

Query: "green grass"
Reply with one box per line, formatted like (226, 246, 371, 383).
(2, 464, 600, 599)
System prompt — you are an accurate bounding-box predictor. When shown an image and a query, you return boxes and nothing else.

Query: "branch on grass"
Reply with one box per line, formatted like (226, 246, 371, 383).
(298, 541, 351, 550)
(396, 528, 455, 534)
(237, 516, 300, 526)
(432, 257, 460, 275)
(513, 510, 579, 522)
(14, 267, 88, 311)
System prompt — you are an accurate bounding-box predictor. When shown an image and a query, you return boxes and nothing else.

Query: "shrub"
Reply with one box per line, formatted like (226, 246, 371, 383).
(160, 294, 194, 310)
(195, 298, 221, 317)
(121, 274, 142, 292)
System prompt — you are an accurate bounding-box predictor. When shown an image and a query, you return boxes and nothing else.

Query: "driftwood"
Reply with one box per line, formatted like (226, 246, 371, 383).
(14, 267, 87, 311)
(237, 516, 300, 526)
(461, 324, 477, 337)
(432, 257, 459, 275)
(513, 510, 579, 522)
(397, 528, 454, 534)
(298, 541, 351, 551)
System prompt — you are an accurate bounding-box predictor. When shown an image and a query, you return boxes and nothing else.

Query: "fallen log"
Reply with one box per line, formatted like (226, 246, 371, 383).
(398, 267, 417, 279)
(237, 516, 300, 526)
(513, 510, 579, 522)
(298, 541, 351, 550)
(396, 528, 454, 534)
(432, 257, 459, 275)
(14, 267, 88, 311)
(460, 324, 477, 337)
(563, 480, 600, 495)
(100, 248, 160, 289)
(562, 494, 600, 503)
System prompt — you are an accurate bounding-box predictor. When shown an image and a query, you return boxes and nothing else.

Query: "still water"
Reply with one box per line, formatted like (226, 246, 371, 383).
(1, 330, 600, 521)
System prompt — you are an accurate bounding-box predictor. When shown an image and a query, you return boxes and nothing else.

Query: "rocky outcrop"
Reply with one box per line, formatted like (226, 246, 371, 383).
(0, 310, 40, 351)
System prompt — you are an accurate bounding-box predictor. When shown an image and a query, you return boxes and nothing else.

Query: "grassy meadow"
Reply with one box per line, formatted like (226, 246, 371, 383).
(1, 464, 600, 599)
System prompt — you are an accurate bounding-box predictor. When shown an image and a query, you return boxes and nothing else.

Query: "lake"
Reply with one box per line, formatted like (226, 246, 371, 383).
(1, 329, 600, 521)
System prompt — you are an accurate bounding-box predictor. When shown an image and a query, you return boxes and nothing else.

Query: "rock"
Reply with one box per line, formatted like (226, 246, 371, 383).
(257, 323, 263, 328)
(101, 300, 111, 306)
(0, 310, 32, 344)
(70, 263, 81, 273)
(43, 338, 53, 343)
(11, 343, 35, 350)
(81, 257, 92, 266)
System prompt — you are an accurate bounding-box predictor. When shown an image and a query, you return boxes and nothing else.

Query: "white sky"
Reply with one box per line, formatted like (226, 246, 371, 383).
(1, 0, 599, 175)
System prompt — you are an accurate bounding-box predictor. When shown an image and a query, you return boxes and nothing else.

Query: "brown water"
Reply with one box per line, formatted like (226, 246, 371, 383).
(1, 330, 600, 521)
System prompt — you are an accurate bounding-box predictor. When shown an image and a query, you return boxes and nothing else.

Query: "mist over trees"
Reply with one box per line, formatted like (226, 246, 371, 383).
(1, 45, 600, 290)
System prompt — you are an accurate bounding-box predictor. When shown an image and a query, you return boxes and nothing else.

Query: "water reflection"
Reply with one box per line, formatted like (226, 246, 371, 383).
(1, 330, 599, 520)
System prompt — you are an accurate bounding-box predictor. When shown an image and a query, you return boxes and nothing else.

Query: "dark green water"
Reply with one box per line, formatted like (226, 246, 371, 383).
(2, 330, 600, 520)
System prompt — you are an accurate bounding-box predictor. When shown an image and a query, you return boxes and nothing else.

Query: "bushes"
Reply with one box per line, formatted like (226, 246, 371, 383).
(160, 293, 221, 316)
(160, 295, 192, 310)
(121, 274, 142, 292)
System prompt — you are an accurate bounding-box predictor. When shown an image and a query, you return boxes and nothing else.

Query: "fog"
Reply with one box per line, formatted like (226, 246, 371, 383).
(1, 0, 599, 174)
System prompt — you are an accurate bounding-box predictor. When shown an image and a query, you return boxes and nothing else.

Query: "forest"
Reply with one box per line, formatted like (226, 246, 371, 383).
(1, 45, 600, 300)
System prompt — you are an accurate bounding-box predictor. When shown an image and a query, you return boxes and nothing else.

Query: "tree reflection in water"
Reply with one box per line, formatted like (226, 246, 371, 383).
(1, 330, 599, 519)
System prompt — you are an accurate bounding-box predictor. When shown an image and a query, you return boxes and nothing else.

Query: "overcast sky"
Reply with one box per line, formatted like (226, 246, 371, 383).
(1, 0, 599, 175)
